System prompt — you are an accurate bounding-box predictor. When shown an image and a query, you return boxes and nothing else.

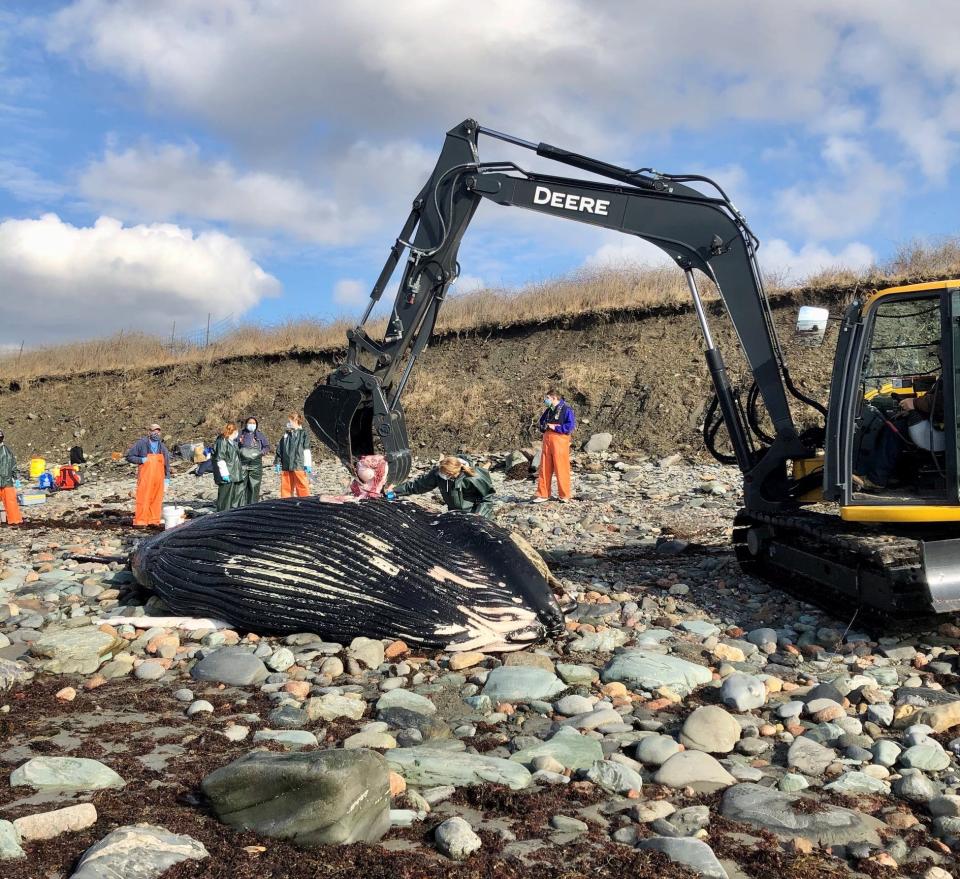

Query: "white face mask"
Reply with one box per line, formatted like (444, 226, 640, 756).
(246, 423, 256, 432)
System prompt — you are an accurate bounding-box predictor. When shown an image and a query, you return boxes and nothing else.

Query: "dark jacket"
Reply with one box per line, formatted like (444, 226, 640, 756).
(539, 399, 576, 435)
(0, 444, 16, 490)
(915, 378, 944, 423)
(275, 428, 310, 472)
(394, 463, 495, 512)
(212, 435, 242, 485)
(238, 428, 271, 454)
(125, 436, 171, 477)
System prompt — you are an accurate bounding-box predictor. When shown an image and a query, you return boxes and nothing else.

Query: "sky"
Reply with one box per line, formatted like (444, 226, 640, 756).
(2, 1, 960, 346)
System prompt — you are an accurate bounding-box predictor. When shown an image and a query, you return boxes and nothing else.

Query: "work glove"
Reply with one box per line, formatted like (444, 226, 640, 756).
(13, 479, 21, 489)
(222, 475, 231, 483)
(275, 463, 281, 474)
(385, 490, 397, 501)
(164, 479, 170, 489)
(305, 466, 313, 475)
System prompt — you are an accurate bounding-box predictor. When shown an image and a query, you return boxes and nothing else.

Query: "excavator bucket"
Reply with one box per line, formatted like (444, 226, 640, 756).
(304, 383, 413, 485)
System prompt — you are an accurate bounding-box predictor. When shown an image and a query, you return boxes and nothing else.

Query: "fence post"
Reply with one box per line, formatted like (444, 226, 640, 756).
(171, 322, 176, 347)
(17, 341, 23, 365)
(205, 313, 211, 348)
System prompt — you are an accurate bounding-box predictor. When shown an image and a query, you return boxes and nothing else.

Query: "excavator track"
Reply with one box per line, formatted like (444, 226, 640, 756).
(732, 508, 960, 626)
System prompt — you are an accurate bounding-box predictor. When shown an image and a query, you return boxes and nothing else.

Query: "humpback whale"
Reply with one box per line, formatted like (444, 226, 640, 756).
(130, 498, 566, 652)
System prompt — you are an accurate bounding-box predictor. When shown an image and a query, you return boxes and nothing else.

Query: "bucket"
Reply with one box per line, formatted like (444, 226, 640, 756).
(162, 505, 187, 530)
(29, 458, 45, 479)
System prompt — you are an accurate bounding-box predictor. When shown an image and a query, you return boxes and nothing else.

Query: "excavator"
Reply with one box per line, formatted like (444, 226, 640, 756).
(305, 119, 960, 621)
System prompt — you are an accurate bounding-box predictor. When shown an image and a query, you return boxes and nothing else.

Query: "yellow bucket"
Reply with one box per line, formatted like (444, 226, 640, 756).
(29, 458, 45, 479)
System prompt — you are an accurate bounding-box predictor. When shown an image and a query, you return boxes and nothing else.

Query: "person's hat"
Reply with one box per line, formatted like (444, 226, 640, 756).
(149, 423, 161, 431)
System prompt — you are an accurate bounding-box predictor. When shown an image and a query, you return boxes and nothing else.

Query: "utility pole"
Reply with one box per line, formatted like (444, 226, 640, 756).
(205, 313, 211, 348)
(170, 321, 176, 347)
(16, 341, 23, 365)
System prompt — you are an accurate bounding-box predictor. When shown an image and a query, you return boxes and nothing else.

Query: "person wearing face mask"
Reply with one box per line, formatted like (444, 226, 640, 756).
(534, 389, 576, 503)
(0, 430, 23, 527)
(237, 416, 271, 506)
(212, 422, 243, 512)
(387, 455, 495, 518)
(125, 422, 171, 526)
(274, 412, 313, 498)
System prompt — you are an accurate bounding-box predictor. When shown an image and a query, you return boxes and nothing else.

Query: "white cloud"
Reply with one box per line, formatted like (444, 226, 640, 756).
(448, 273, 487, 296)
(0, 158, 65, 202)
(332, 278, 367, 307)
(584, 236, 674, 270)
(0, 213, 279, 344)
(760, 238, 876, 284)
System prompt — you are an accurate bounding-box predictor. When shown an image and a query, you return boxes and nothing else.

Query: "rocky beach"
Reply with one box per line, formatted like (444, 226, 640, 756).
(0, 447, 958, 879)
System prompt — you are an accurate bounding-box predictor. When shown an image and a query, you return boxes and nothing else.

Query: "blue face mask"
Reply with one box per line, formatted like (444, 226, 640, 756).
(150, 431, 161, 441)
(544, 397, 554, 407)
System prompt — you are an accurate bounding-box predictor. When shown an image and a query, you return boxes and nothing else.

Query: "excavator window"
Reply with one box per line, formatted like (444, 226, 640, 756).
(852, 291, 950, 502)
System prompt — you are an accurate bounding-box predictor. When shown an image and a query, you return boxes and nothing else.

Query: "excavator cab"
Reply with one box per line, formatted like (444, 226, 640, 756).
(824, 281, 960, 521)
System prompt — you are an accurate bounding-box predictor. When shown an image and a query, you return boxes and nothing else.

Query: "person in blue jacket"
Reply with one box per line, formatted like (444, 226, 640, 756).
(125, 422, 171, 525)
(534, 390, 576, 503)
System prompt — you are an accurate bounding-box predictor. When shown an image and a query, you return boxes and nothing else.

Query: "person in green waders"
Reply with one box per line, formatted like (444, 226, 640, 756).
(387, 455, 495, 518)
(212, 422, 243, 512)
(237, 416, 271, 506)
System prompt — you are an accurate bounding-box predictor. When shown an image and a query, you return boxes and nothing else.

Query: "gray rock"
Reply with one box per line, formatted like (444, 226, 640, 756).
(344, 731, 397, 750)
(190, 648, 267, 686)
(901, 742, 951, 772)
(746, 628, 778, 652)
(134, 660, 166, 681)
(779, 773, 809, 792)
(186, 700, 214, 717)
(867, 703, 894, 726)
(602, 650, 711, 696)
(482, 666, 565, 702)
(10, 757, 125, 792)
(510, 727, 604, 770)
(787, 736, 836, 776)
(376, 689, 436, 716)
(267, 647, 296, 672)
(434, 816, 482, 860)
(872, 740, 902, 767)
(251, 729, 319, 750)
(636, 734, 682, 766)
(653, 751, 736, 792)
(556, 663, 597, 685)
(554, 695, 594, 716)
(824, 771, 889, 794)
(680, 706, 741, 754)
(306, 693, 365, 722)
(551, 815, 588, 833)
(389, 746, 531, 790)
(720, 673, 766, 711)
(929, 794, 960, 817)
(636, 837, 728, 878)
(721, 783, 886, 845)
(0, 658, 32, 691)
(0, 820, 24, 861)
(29, 628, 120, 674)
(583, 433, 613, 453)
(893, 769, 939, 804)
(569, 629, 628, 652)
(585, 760, 644, 794)
(268, 706, 310, 730)
(202, 749, 390, 846)
(680, 620, 720, 638)
(70, 824, 208, 878)
(348, 637, 385, 669)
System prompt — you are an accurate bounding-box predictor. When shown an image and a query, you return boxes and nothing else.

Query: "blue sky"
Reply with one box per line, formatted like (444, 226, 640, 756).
(2, 1, 960, 345)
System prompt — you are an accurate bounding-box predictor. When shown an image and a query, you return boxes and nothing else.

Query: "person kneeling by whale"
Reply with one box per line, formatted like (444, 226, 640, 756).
(387, 455, 495, 518)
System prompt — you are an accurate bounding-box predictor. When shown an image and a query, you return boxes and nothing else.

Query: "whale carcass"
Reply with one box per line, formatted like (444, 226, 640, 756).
(130, 498, 566, 652)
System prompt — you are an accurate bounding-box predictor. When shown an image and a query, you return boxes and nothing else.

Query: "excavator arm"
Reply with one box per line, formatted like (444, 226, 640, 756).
(305, 119, 816, 511)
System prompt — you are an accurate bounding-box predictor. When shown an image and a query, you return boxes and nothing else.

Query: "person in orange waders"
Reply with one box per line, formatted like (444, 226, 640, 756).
(0, 430, 23, 526)
(533, 390, 576, 504)
(274, 412, 313, 498)
(125, 423, 171, 527)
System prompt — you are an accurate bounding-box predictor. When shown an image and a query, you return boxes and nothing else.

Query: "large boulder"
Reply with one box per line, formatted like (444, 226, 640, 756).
(202, 749, 391, 847)
(721, 783, 887, 846)
(29, 628, 123, 675)
(583, 433, 613, 453)
(482, 666, 565, 702)
(510, 727, 604, 770)
(70, 824, 208, 878)
(636, 837, 728, 878)
(680, 706, 741, 754)
(654, 751, 735, 793)
(602, 650, 711, 696)
(10, 757, 125, 792)
(190, 648, 268, 686)
(388, 746, 531, 790)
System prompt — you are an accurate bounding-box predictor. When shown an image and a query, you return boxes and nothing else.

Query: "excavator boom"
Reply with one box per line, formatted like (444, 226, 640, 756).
(306, 119, 813, 507)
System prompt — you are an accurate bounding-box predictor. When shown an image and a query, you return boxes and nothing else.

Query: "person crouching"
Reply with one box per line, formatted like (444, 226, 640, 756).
(275, 413, 313, 498)
(389, 455, 495, 518)
(126, 422, 171, 526)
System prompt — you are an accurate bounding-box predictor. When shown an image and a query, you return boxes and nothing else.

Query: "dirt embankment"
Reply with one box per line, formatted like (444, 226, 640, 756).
(0, 293, 841, 465)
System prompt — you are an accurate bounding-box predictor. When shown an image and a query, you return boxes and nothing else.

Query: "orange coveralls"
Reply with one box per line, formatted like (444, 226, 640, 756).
(1, 487, 22, 526)
(133, 453, 166, 526)
(536, 429, 572, 500)
(280, 470, 310, 498)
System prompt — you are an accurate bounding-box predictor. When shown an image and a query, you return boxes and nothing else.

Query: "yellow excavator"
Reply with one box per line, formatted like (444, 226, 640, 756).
(305, 120, 960, 620)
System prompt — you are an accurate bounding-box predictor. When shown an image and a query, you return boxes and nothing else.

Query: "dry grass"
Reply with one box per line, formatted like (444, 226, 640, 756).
(5, 238, 960, 383)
